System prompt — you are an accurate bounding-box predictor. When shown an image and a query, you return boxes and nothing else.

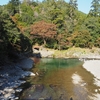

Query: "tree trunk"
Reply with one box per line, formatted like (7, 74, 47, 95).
(43, 38, 46, 47)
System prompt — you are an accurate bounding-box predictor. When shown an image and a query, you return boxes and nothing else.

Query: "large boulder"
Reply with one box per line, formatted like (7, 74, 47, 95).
(18, 58, 34, 70)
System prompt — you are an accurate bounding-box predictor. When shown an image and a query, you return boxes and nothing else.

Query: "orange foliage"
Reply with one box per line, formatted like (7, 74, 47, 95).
(10, 16, 17, 23)
(30, 20, 57, 39)
(18, 26, 26, 33)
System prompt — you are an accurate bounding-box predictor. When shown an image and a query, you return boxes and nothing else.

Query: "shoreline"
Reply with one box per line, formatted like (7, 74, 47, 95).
(83, 60, 100, 100)
(0, 57, 35, 100)
(83, 60, 100, 86)
(1, 47, 100, 100)
(33, 47, 100, 59)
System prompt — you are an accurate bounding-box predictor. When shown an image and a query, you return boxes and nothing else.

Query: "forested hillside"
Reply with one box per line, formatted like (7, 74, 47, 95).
(0, 0, 100, 62)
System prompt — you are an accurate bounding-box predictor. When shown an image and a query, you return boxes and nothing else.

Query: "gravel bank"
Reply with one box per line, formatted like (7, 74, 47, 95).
(0, 58, 35, 100)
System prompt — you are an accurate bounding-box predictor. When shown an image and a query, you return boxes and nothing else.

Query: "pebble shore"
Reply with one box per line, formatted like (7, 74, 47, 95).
(0, 58, 35, 100)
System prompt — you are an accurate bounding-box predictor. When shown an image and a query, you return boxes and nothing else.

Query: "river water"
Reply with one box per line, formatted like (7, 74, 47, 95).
(20, 58, 100, 100)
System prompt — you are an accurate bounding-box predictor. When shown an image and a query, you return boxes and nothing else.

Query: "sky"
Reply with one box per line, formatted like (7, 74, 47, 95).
(0, 0, 92, 14)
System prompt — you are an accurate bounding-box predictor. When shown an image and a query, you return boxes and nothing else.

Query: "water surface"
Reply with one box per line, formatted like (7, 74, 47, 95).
(20, 58, 100, 100)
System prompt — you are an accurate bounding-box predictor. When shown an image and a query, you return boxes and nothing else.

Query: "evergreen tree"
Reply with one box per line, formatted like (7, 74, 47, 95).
(7, 0, 21, 15)
(9, 0, 20, 6)
(68, 0, 78, 33)
(89, 0, 100, 17)
(69, 0, 78, 9)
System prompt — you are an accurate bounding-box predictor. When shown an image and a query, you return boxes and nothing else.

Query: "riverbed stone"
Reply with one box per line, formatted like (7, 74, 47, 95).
(0, 57, 35, 100)
(18, 58, 34, 70)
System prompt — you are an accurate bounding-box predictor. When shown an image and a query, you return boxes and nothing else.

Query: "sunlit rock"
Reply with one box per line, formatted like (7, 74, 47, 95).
(15, 88, 22, 92)
(30, 72, 35, 76)
(95, 89, 98, 92)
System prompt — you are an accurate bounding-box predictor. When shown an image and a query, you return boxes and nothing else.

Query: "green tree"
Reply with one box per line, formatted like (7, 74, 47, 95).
(81, 17, 100, 45)
(68, 0, 78, 33)
(7, 0, 21, 15)
(0, 11, 21, 51)
(69, 0, 78, 9)
(71, 30, 92, 48)
(12, 1, 35, 30)
(89, 0, 100, 17)
(95, 37, 100, 47)
(0, 7, 32, 57)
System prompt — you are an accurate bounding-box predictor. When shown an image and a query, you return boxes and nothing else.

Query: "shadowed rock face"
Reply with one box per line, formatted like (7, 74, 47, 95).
(20, 84, 68, 100)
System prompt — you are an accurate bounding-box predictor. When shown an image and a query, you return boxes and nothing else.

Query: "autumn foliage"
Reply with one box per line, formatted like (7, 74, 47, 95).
(30, 21, 57, 45)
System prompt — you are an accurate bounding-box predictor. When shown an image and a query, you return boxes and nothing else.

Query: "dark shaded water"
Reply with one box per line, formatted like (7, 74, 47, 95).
(20, 58, 100, 100)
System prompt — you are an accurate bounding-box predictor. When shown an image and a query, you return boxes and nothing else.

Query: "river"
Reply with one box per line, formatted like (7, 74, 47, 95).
(20, 58, 100, 100)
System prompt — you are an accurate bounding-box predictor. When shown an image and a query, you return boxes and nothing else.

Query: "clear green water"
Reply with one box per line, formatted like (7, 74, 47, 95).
(20, 58, 100, 100)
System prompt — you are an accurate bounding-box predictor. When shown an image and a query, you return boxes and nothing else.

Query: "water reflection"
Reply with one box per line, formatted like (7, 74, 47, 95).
(20, 58, 100, 100)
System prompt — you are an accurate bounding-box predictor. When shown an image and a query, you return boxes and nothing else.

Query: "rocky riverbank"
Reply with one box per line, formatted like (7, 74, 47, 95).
(34, 47, 100, 59)
(0, 58, 35, 100)
(1, 47, 100, 100)
(54, 47, 100, 59)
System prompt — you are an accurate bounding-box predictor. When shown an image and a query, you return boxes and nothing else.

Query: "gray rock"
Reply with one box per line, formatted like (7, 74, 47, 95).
(0, 58, 35, 100)
(18, 58, 34, 70)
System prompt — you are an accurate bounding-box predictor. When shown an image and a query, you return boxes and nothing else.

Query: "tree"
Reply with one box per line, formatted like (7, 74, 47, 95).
(9, 0, 20, 5)
(89, 0, 100, 17)
(69, 0, 78, 9)
(68, 0, 78, 33)
(71, 30, 92, 48)
(81, 17, 100, 44)
(7, 0, 20, 15)
(69, 0, 78, 18)
(37, 0, 67, 32)
(0, 8, 32, 57)
(20, 3, 34, 24)
(57, 33, 70, 50)
(30, 20, 57, 46)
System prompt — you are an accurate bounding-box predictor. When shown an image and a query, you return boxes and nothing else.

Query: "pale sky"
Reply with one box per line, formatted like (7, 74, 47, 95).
(66, 0, 92, 14)
(0, 0, 93, 14)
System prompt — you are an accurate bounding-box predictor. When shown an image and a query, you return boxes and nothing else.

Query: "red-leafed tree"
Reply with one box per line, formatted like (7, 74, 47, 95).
(30, 20, 57, 46)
